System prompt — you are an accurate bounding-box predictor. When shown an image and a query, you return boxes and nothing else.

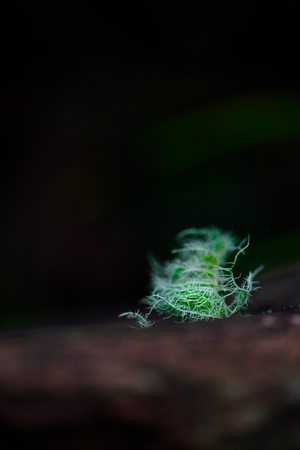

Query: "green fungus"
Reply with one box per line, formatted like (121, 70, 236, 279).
(119, 227, 263, 328)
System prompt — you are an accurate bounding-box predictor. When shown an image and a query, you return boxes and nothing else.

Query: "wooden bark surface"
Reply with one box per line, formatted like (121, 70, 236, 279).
(1, 266, 300, 449)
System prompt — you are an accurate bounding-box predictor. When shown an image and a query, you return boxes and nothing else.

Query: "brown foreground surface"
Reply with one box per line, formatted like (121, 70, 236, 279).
(1, 266, 300, 449)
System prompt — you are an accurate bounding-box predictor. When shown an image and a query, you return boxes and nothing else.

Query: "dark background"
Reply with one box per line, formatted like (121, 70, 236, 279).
(1, 0, 300, 328)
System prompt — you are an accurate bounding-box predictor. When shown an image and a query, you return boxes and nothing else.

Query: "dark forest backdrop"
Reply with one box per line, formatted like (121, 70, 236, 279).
(1, 0, 300, 328)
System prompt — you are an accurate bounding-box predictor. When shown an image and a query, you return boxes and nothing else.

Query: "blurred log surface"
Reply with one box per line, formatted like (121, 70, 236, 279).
(1, 267, 300, 449)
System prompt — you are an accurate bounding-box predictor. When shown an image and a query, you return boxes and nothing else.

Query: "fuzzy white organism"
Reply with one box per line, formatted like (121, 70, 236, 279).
(119, 227, 262, 328)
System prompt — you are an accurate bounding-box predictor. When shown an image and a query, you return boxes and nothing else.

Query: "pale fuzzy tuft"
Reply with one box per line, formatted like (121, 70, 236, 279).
(120, 227, 262, 327)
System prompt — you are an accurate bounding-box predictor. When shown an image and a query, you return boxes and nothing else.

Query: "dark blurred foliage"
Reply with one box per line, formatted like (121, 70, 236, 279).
(1, 0, 300, 327)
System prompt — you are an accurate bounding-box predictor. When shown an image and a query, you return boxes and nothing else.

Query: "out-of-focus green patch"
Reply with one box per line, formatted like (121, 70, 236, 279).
(0, 275, 45, 329)
(0, 310, 41, 329)
(138, 94, 300, 172)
